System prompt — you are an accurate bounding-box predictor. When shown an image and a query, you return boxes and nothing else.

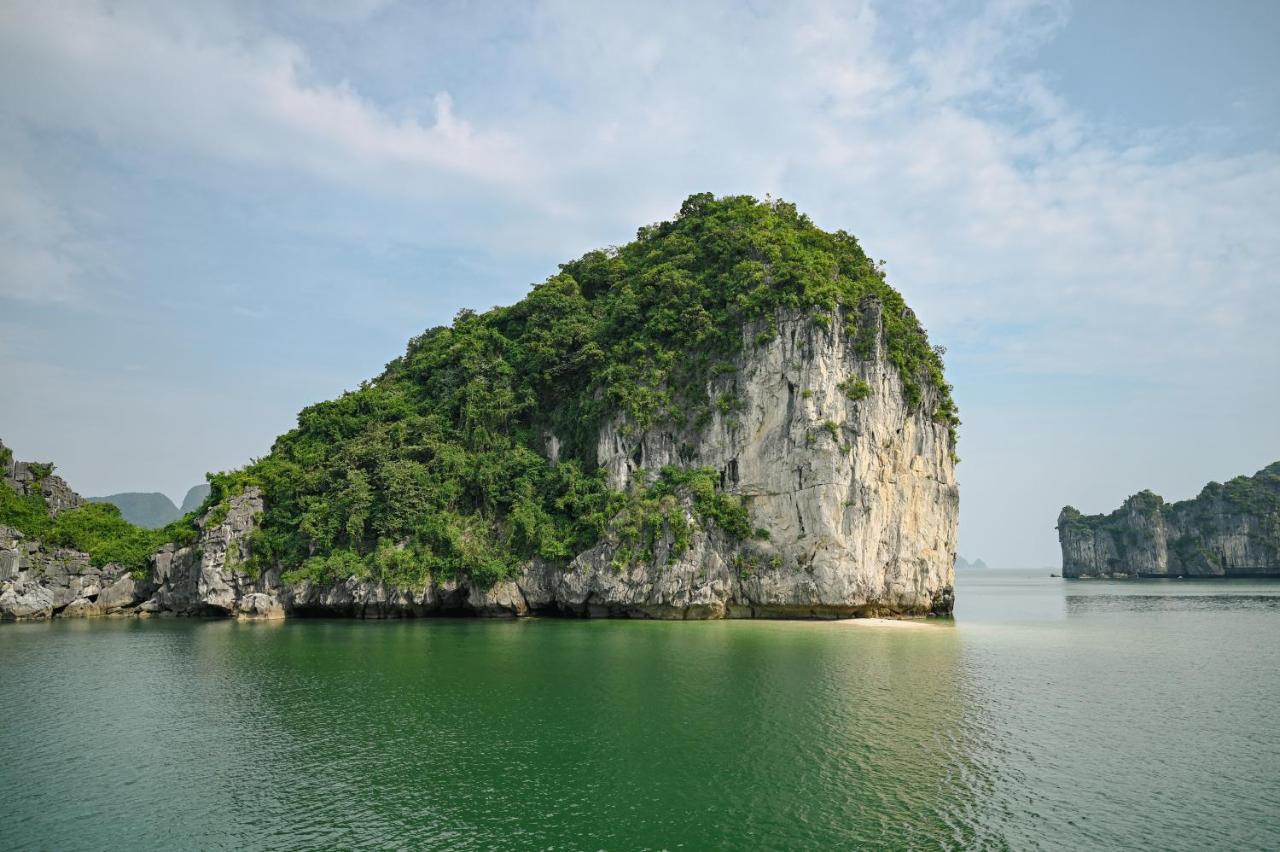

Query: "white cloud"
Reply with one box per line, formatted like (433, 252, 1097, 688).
(3, 0, 1276, 374)
(0, 159, 91, 303)
(0, 1, 536, 199)
(4, 0, 1276, 356)
(463, 0, 1280, 387)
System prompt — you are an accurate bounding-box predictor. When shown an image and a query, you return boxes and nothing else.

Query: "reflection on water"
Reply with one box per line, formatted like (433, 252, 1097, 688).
(1, 618, 983, 849)
(1, 571, 1278, 850)
(956, 570, 1280, 850)
(1066, 593, 1280, 614)
(952, 569, 1067, 622)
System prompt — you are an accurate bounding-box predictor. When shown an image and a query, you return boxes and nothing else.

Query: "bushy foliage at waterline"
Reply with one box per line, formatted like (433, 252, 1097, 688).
(206, 194, 958, 587)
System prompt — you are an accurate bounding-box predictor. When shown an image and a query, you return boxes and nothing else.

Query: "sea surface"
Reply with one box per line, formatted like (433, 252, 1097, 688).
(2, 570, 1278, 850)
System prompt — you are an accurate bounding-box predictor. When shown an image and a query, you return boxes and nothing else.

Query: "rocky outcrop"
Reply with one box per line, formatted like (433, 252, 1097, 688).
(0, 526, 145, 620)
(1, 442, 133, 620)
(1058, 462, 1280, 578)
(2, 440, 83, 516)
(142, 488, 284, 619)
(2, 300, 958, 621)
(270, 304, 957, 619)
(536, 304, 957, 617)
(0, 465, 282, 621)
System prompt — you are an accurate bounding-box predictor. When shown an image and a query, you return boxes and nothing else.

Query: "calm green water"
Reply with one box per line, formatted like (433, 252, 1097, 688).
(2, 571, 1278, 850)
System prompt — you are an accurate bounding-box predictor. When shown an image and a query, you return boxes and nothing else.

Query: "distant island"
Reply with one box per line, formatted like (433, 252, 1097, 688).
(955, 555, 989, 571)
(88, 485, 210, 528)
(1057, 462, 1280, 578)
(1, 196, 960, 621)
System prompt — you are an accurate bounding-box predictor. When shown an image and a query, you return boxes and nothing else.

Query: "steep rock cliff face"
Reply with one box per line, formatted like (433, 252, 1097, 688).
(1058, 463, 1280, 578)
(143, 488, 284, 619)
(524, 304, 957, 617)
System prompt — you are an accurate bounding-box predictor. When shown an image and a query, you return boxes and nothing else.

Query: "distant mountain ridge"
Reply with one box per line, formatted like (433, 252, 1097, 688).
(88, 484, 210, 529)
(179, 484, 211, 514)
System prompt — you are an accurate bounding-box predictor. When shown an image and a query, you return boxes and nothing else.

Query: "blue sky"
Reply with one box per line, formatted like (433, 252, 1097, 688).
(2, 0, 1277, 567)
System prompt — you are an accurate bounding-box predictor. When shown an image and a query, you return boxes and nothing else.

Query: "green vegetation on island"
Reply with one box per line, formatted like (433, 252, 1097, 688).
(207, 194, 956, 589)
(1061, 462, 1280, 536)
(1, 466, 199, 576)
(3, 195, 957, 590)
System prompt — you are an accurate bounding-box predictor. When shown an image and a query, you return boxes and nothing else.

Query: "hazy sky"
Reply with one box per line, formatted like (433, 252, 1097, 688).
(2, 0, 1277, 568)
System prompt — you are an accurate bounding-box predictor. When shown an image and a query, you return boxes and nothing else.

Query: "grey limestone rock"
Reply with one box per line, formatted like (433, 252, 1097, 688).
(0, 525, 138, 621)
(556, 305, 958, 617)
(143, 488, 280, 616)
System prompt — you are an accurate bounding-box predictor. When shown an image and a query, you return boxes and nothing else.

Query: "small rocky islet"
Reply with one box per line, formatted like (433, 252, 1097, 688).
(1, 194, 959, 622)
(1057, 462, 1280, 578)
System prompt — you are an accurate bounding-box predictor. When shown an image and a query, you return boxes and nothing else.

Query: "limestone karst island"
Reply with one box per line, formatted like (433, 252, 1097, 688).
(1058, 462, 1280, 579)
(1, 195, 959, 622)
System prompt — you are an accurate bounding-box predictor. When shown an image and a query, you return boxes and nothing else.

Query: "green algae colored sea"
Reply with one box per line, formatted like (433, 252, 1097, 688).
(2, 570, 1278, 850)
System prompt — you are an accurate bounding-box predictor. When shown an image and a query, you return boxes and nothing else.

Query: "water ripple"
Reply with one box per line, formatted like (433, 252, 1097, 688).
(1, 579, 1277, 850)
